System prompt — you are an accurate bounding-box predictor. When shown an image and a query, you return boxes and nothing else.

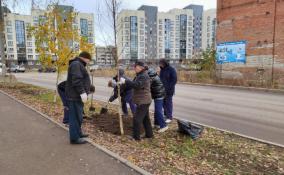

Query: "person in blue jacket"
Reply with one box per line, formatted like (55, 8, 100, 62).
(159, 59, 177, 124)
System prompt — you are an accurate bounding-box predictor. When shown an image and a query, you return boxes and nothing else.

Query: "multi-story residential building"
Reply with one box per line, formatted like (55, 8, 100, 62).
(157, 9, 194, 61)
(137, 5, 158, 60)
(184, 4, 203, 55)
(117, 8, 194, 63)
(117, 10, 145, 64)
(202, 9, 217, 51)
(2, 5, 95, 66)
(95, 46, 115, 65)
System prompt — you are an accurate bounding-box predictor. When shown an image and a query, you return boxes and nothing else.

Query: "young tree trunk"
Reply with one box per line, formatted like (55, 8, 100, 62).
(112, 0, 124, 135)
(53, 71, 59, 103)
(0, 0, 6, 77)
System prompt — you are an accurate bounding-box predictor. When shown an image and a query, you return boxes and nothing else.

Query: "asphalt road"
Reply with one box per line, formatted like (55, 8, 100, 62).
(15, 72, 284, 146)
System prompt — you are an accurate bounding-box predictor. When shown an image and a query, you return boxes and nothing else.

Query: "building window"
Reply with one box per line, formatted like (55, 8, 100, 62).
(7, 41, 13, 46)
(6, 20, 12, 26)
(7, 35, 13, 40)
(88, 38, 93, 43)
(27, 48, 33, 53)
(125, 23, 130, 28)
(8, 54, 14, 59)
(179, 14, 187, 59)
(130, 16, 138, 60)
(164, 19, 171, 59)
(124, 17, 129, 22)
(7, 28, 12, 33)
(28, 55, 33, 60)
(80, 19, 88, 36)
(27, 42, 33, 47)
(8, 48, 14, 53)
(33, 16, 38, 22)
(15, 20, 26, 48)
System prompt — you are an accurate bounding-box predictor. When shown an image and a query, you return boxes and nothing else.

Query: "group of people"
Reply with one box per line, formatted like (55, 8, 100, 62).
(106, 59, 177, 141)
(59, 51, 177, 144)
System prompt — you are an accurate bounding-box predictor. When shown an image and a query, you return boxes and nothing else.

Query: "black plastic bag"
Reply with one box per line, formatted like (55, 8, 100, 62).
(177, 120, 204, 140)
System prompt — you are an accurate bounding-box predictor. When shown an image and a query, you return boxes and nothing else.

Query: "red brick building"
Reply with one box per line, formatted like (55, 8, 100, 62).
(217, 0, 284, 87)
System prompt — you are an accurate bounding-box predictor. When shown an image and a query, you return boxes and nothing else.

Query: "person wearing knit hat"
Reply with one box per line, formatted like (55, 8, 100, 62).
(65, 51, 92, 144)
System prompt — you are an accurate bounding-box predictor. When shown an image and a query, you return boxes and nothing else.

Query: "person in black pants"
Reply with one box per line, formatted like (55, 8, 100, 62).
(159, 59, 177, 124)
(65, 51, 92, 144)
(57, 81, 69, 124)
(120, 61, 153, 141)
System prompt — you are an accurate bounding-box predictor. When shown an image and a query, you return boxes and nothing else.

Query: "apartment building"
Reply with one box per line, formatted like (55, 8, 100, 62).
(117, 10, 145, 64)
(2, 5, 94, 66)
(184, 4, 203, 55)
(117, 8, 194, 63)
(202, 9, 217, 51)
(157, 9, 194, 61)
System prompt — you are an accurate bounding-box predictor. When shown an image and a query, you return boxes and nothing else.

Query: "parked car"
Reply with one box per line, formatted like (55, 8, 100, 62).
(8, 64, 26, 73)
(89, 64, 99, 72)
(38, 66, 56, 73)
(18, 65, 26, 72)
(8, 65, 17, 73)
(0, 63, 2, 74)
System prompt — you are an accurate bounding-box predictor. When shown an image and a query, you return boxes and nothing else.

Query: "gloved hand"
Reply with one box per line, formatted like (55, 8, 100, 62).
(119, 77, 126, 84)
(90, 85, 95, 93)
(80, 93, 88, 103)
(108, 79, 117, 88)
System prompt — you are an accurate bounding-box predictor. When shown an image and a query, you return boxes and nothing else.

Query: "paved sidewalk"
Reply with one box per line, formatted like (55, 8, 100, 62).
(0, 92, 140, 175)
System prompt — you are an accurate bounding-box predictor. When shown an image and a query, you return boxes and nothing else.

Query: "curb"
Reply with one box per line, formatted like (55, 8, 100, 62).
(179, 82, 284, 94)
(0, 90, 151, 175)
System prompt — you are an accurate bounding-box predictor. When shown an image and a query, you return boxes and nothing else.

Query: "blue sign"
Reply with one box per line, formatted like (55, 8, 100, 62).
(216, 41, 246, 64)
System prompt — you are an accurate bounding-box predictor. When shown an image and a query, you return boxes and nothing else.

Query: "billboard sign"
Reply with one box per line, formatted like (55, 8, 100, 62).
(216, 41, 246, 64)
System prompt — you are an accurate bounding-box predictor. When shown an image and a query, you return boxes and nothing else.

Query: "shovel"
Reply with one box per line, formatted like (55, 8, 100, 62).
(100, 101, 111, 114)
(89, 71, 96, 112)
(100, 90, 114, 114)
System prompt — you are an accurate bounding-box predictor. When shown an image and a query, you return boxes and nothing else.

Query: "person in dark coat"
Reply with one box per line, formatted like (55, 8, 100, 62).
(65, 51, 92, 144)
(148, 68, 168, 133)
(57, 81, 69, 124)
(108, 68, 136, 116)
(159, 59, 177, 124)
(120, 61, 153, 141)
(57, 80, 95, 125)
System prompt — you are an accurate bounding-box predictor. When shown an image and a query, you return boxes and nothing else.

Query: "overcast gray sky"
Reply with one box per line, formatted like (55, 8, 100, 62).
(6, 0, 217, 45)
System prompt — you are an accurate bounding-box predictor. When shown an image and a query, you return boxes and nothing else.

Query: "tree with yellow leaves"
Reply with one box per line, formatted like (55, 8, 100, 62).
(28, 4, 94, 102)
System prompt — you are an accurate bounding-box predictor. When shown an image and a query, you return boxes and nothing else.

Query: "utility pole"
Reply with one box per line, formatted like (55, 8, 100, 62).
(0, 0, 7, 76)
(271, 0, 277, 88)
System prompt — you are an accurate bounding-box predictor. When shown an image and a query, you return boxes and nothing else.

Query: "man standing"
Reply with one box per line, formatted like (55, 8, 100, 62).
(66, 51, 92, 144)
(159, 59, 177, 124)
(120, 61, 153, 141)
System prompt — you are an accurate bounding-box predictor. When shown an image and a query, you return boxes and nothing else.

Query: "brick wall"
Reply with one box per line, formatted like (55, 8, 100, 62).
(217, 0, 284, 87)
